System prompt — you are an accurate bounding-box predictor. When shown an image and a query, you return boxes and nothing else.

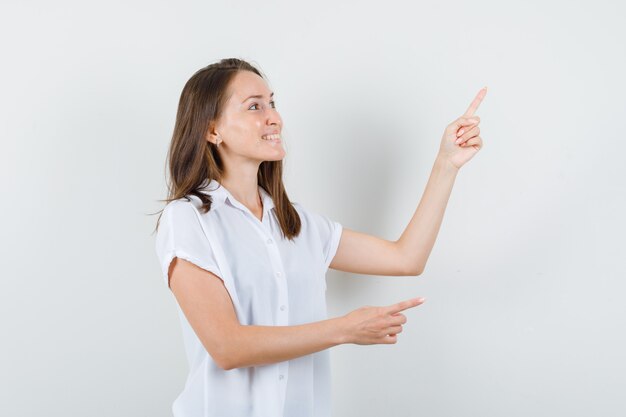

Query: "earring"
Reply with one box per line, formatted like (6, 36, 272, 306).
(216, 137, 221, 148)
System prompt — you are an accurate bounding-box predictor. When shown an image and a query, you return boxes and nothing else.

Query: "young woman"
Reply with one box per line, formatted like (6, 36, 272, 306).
(154, 58, 486, 417)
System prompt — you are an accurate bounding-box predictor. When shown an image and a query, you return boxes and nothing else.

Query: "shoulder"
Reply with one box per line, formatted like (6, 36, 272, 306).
(291, 201, 338, 230)
(163, 197, 197, 216)
(292, 201, 313, 222)
(156, 197, 214, 251)
(160, 197, 206, 229)
(292, 201, 314, 216)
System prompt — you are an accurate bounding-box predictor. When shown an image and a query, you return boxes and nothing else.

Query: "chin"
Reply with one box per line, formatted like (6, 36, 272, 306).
(265, 153, 286, 161)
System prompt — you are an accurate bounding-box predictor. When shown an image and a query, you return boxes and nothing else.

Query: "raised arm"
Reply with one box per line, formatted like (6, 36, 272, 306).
(396, 155, 460, 275)
(327, 159, 459, 277)
(330, 87, 486, 276)
(397, 87, 486, 274)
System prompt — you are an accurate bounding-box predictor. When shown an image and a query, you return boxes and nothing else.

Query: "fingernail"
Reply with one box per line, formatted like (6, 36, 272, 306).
(455, 138, 462, 144)
(457, 129, 464, 136)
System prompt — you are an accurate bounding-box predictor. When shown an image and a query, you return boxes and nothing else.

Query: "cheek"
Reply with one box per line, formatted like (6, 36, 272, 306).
(229, 123, 255, 141)
(248, 120, 265, 140)
(226, 116, 266, 144)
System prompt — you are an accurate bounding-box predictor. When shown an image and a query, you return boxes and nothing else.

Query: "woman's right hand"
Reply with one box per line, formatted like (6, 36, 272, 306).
(340, 297, 426, 345)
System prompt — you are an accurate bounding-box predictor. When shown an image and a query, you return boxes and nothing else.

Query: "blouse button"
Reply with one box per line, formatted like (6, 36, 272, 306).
(280, 305, 286, 311)
(275, 271, 281, 277)
(279, 374, 284, 380)
(266, 238, 273, 244)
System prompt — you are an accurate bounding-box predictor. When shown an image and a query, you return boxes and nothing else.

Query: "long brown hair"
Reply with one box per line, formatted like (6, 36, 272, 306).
(153, 58, 301, 240)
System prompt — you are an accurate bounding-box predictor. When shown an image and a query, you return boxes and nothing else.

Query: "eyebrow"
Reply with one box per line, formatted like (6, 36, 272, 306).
(242, 92, 274, 103)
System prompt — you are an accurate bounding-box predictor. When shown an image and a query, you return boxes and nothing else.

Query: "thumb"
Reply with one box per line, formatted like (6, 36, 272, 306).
(449, 116, 479, 132)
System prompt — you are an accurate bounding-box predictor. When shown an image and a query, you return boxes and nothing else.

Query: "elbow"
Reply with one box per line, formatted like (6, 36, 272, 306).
(396, 243, 424, 276)
(213, 325, 246, 371)
(216, 351, 237, 371)
(400, 265, 422, 276)
(405, 261, 424, 276)
(215, 330, 246, 371)
(411, 267, 423, 276)
(207, 338, 240, 371)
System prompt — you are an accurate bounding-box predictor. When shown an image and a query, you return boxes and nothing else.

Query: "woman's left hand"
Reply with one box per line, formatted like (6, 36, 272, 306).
(438, 87, 487, 170)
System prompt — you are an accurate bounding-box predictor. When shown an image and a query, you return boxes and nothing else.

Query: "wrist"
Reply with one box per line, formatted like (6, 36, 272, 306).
(435, 154, 460, 175)
(332, 316, 351, 345)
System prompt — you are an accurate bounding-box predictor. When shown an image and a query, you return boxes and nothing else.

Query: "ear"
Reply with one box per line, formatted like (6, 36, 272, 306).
(206, 121, 219, 145)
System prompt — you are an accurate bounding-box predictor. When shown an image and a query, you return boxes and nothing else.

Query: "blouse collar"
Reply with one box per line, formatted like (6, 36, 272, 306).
(198, 178, 276, 214)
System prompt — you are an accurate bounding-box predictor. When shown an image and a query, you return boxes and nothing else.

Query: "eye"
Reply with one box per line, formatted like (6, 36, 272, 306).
(249, 101, 276, 110)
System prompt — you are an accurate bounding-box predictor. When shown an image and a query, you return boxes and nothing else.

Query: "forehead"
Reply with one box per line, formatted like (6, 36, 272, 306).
(228, 70, 271, 100)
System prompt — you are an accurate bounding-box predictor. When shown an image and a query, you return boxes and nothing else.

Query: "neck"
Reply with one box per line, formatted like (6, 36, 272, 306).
(219, 177, 261, 209)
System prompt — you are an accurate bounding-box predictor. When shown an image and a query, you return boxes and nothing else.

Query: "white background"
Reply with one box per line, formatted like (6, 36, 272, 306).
(1, 0, 625, 416)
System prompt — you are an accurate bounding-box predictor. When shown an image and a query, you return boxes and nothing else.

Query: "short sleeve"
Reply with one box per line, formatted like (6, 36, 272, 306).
(308, 208, 343, 270)
(155, 200, 222, 289)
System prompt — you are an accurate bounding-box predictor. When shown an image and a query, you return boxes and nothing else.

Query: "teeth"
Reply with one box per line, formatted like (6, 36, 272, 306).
(262, 134, 281, 141)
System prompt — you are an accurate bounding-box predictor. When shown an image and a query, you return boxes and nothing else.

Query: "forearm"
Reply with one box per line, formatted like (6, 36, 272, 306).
(397, 155, 459, 274)
(225, 316, 347, 370)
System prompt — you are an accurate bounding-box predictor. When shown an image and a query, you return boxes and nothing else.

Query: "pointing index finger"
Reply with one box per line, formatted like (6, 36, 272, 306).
(387, 297, 426, 315)
(463, 86, 488, 118)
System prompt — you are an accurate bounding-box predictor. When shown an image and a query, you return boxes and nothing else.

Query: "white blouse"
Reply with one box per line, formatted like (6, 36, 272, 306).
(155, 179, 343, 417)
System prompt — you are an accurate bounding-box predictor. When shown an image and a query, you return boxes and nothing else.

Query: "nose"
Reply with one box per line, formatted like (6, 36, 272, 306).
(265, 107, 282, 128)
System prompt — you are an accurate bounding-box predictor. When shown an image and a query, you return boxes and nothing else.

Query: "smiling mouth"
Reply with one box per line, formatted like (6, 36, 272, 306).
(261, 133, 281, 142)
